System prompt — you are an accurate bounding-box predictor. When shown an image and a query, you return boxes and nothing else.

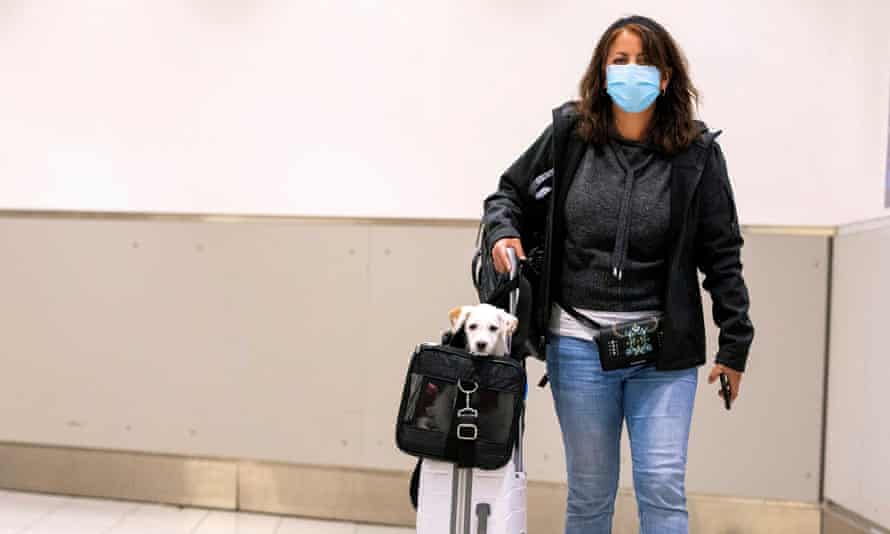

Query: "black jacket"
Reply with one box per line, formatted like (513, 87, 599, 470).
(482, 102, 754, 372)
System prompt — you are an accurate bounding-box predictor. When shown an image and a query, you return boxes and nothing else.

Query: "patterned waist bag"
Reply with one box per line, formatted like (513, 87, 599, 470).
(558, 302, 664, 371)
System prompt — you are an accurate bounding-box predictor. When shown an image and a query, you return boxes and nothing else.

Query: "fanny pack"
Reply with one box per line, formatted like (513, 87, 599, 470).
(559, 302, 664, 371)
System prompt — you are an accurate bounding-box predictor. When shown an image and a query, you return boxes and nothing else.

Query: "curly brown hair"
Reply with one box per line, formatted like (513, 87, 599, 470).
(576, 15, 700, 155)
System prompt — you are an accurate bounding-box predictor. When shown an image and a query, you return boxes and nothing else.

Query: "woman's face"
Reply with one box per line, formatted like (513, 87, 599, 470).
(605, 29, 669, 92)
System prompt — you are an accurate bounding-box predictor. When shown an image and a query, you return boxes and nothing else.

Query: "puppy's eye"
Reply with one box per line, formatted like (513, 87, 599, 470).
(489, 325, 498, 332)
(468, 324, 478, 331)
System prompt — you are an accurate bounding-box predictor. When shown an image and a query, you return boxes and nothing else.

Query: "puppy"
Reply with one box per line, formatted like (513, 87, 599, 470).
(449, 304, 518, 357)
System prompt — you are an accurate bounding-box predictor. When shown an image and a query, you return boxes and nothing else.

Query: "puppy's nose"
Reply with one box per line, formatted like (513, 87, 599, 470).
(475, 341, 488, 351)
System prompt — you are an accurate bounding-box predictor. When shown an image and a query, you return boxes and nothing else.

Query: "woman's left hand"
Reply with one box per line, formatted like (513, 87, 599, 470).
(708, 364, 743, 403)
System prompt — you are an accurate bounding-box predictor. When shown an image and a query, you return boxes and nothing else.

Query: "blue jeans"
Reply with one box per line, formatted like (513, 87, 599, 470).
(546, 334, 698, 534)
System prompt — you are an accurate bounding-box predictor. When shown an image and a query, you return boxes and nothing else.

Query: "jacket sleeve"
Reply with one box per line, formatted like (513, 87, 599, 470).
(694, 142, 755, 372)
(481, 123, 554, 251)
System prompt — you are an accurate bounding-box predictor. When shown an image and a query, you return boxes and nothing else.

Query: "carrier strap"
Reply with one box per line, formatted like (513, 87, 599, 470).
(483, 274, 521, 306)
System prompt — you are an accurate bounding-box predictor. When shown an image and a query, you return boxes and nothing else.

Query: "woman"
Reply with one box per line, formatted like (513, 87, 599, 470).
(482, 15, 754, 534)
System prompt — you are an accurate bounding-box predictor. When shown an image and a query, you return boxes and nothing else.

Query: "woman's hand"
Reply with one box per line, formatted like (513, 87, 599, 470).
(708, 364, 743, 403)
(491, 238, 526, 274)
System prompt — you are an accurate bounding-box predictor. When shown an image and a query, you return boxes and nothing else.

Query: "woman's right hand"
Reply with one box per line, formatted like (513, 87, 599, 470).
(492, 238, 526, 274)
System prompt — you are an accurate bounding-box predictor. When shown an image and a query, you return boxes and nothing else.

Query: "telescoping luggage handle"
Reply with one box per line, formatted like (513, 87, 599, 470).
(506, 247, 526, 475)
(505, 247, 519, 354)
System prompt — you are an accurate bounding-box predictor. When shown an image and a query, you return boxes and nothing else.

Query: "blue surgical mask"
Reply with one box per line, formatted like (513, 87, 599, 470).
(606, 64, 661, 113)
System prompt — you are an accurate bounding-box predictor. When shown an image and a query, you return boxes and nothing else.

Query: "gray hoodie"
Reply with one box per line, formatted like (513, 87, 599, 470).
(560, 136, 672, 312)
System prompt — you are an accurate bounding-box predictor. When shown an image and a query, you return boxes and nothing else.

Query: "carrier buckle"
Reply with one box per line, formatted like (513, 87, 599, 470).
(457, 423, 478, 440)
(456, 380, 479, 440)
(457, 407, 478, 419)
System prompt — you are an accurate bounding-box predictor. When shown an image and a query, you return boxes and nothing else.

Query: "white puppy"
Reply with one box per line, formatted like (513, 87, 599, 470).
(449, 304, 518, 357)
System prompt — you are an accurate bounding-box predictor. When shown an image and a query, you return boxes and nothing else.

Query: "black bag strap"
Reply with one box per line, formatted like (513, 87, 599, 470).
(471, 223, 485, 290)
(455, 378, 479, 468)
(535, 302, 597, 391)
(457, 440, 476, 468)
(483, 272, 521, 306)
(556, 298, 605, 330)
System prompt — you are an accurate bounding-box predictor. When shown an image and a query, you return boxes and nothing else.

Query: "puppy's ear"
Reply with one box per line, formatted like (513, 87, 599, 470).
(500, 311, 518, 336)
(449, 306, 471, 333)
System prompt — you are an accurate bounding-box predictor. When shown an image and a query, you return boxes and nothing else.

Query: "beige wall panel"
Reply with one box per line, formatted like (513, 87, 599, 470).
(0, 443, 235, 509)
(825, 222, 890, 529)
(680, 235, 829, 503)
(0, 217, 371, 466)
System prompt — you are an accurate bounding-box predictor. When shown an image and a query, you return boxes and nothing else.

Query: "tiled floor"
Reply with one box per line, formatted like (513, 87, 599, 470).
(0, 490, 415, 534)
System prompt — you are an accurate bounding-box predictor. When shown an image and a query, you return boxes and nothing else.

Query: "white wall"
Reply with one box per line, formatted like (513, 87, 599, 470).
(0, 1, 884, 226)
(825, 217, 890, 529)
(862, 0, 890, 225)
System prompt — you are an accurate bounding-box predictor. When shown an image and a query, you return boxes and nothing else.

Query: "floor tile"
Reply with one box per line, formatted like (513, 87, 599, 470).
(0, 492, 73, 532)
(104, 503, 208, 533)
(276, 517, 356, 534)
(23, 496, 137, 534)
(0, 491, 414, 534)
(192, 510, 281, 534)
(355, 524, 415, 534)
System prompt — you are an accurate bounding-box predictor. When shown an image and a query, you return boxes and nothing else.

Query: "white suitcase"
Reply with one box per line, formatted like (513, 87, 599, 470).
(415, 248, 528, 534)
(416, 437, 527, 534)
